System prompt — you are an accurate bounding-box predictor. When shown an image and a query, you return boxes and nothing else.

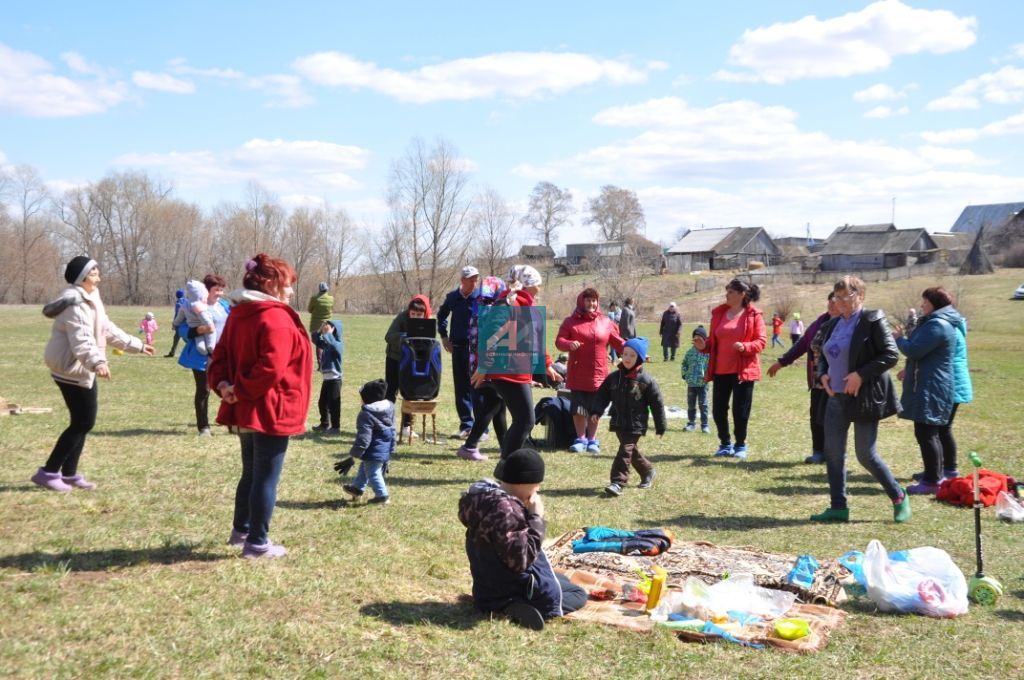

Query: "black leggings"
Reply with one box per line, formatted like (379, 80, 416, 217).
(384, 356, 412, 427)
(712, 374, 755, 447)
(915, 404, 960, 482)
(44, 380, 98, 476)
(318, 378, 342, 428)
(193, 369, 210, 431)
(489, 381, 535, 458)
(465, 382, 507, 449)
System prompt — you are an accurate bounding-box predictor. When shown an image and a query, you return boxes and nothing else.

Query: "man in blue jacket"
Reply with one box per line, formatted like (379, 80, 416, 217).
(437, 265, 481, 438)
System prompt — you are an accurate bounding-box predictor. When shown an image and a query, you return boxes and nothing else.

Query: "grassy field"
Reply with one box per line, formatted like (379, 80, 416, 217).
(2, 269, 1023, 679)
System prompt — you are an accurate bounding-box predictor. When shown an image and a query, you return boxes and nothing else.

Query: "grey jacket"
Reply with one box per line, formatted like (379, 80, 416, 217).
(618, 305, 636, 340)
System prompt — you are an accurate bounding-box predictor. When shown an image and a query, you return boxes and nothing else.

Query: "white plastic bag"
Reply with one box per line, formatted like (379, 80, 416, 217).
(996, 491, 1024, 522)
(671, 574, 797, 621)
(863, 540, 968, 618)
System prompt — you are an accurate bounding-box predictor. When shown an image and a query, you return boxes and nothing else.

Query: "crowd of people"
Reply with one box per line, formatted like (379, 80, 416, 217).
(31, 253, 975, 626)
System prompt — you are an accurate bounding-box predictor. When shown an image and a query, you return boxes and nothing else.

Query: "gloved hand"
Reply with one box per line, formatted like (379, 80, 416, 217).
(333, 457, 355, 476)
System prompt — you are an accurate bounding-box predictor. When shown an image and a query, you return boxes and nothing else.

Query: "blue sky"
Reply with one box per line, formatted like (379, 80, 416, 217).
(2, 1, 1023, 245)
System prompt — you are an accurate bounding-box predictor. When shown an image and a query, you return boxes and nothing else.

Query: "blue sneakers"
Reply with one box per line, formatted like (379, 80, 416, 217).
(569, 437, 588, 453)
(586, 439, 601, 454)
(732, 444, 748, 460)
(714, 443, 734, 457)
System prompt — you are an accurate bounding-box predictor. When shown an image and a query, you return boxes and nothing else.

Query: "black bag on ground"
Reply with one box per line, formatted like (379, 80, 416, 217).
(399, 337, 442, 400)
(534, 395, 574, 449)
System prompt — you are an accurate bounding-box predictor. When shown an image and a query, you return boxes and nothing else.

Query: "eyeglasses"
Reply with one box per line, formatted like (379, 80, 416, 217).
(834, 292, 858, 301)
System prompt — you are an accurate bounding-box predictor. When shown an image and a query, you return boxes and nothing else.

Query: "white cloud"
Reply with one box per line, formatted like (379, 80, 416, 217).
(293, 51, 651, 103)
(863, 105, 909, 118)
(167, 57, 243, 79)
(916, 145, 983, 165)
(853, 82, 916, 102)
(927, 65, 1024, 111)
(0, 42, 128, 117)
(921, 111, 1024, 144)
(717, 1, 976, 84)
(61, 52, 106, 77)
(244, 74, 313, 108)
(131, 71, 195, 94)
(112, 138, 370, 194)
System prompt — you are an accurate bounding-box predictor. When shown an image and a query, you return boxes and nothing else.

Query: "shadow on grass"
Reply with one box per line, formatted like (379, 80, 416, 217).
(995, 610, 1024, 622)
(543, 487, 604, 499)
(0, 543, 226, 573)
(0, 484, 37, 493)
(94, 428, 184, 437)
(756, 484, 886, 497)
(277, 498, 349, 511)
(771, 472, 878, 484)
(636, 513, 870, 531)
(293, 430, 356, 442)
(359, 599, 481, 630)
(687, 457, 802, 471)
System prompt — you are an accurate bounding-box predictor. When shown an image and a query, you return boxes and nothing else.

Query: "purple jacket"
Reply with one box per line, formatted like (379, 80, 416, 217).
(777, 311, 829, 390)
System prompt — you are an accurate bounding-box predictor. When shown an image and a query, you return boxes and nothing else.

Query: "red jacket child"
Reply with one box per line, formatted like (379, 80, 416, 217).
(555, 290, 625, 392)
(207, 291, 312, 436)
(701, 303, 767, 383)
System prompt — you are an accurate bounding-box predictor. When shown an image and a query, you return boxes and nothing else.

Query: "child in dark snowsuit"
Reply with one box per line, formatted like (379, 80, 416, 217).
(341, 379, 395, 504)
(592, 337, 667, 496)
(457, 448, 588, 630)
(311, 318, 344, 433)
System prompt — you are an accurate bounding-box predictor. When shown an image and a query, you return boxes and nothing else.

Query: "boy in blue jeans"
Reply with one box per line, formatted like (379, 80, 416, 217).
(680, 326, 710, 433)
(343, 379, 395, 505)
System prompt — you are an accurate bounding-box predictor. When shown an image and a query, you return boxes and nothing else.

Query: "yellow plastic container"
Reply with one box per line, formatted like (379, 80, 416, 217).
(645, 566, 667, 611)
(774, 618, 810, 640)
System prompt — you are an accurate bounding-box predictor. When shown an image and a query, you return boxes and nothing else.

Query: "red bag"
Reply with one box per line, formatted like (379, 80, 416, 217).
(936, 469, 1015, 507)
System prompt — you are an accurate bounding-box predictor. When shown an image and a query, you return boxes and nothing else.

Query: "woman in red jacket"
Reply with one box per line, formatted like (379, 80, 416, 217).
(693, 279, 766, 460)
(208, 254, 312, 559)
(555, 288, 624, 454)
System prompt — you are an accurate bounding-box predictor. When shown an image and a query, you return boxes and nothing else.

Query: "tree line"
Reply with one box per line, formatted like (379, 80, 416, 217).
(0, 137, 646, 310)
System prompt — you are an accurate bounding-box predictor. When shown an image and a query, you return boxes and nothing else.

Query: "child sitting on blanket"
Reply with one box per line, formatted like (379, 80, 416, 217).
(458, 448, 588, 630)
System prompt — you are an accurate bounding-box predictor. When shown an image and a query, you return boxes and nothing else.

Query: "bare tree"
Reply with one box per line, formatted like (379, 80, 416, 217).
(377, 137, 475, 304)
(320, 205, 364, 288)
(475, 186, 517, 276)
(7, 166, 54, 303)
(146, 199, 205, 302)
(520, 181, 573, 249)
(242, 181, 285, 255)
(280, 206, 323, 307)
(585, 185, 645, 241)
(592, 242, 654, 310)
(57, 185, 107, 262)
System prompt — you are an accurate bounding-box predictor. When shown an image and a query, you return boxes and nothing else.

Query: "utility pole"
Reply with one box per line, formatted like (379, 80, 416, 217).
(891, 197, 896, 225)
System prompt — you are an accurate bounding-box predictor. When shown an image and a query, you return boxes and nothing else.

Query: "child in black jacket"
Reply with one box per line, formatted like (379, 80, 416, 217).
(592, 337, 667, 496)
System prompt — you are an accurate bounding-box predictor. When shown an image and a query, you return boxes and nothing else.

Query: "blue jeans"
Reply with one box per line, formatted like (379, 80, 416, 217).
(823, 395, 902, 509)
(233, 432, 289, 545)
(353, 460, 388, 499)
(686, 385, 708, 425)
(451, 343, 476, 430)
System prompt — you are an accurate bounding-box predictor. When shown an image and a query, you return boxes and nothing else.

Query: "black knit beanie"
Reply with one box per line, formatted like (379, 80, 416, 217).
(692, 325, 708, 339)
(494, 448, 545, 485)
(64, 256, 97, 285)
(359, 379, 388, 404)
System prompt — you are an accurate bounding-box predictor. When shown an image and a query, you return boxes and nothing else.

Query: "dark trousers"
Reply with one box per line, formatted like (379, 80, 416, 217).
(662, 345, 677, 361)
(823, 395, 901, 509)
(317, 378, 342, 428)
(233, 432, 289, 546)
(384, 356, 412, 427)
(810, 387, 827, 454)
(790, 334, 802, 346)
(915, 404, 961, 482)
(167, 329, 181, 356)
(465, 382, 507, 449)
(44, 380, 98, 476)
(451, 343, 475, 430)
(557, 573, 588, 615)
(192, 369, 210, 431)
(491, 380, 535, 458)
(712, 374, 755, 446)
(686, 385, 708, 425)
(610, 432, 653, 485)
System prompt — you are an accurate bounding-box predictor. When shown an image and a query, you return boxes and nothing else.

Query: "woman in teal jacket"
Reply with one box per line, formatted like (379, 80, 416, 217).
(894, 287, 970, 494)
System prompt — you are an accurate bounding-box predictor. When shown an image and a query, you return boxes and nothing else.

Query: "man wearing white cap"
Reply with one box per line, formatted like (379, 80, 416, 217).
(438, 265, 482, 438)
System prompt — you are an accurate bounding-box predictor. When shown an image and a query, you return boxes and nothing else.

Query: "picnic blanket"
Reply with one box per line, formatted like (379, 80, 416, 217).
(547, 529, 849, 653)
(547, 529, 848, 606)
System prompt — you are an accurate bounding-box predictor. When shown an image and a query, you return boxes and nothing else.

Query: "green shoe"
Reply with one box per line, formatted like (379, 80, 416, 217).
(810, 507, 849, 523)
(893, 492, 912, 523)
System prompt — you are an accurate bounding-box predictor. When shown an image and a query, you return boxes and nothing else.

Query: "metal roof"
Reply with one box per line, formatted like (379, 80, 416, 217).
(818, 228, 936, 256)
(950, 203, 1024, 234)
(667, 227, 737, 253)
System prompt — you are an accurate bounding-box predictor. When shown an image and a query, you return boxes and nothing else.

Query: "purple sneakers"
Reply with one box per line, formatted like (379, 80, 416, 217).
(228, 529, 249, 546)
(61, 474, 97, 490)
(31, 468, 72, 492)
(241, 541, 287, 559)
(457, 446, 488, 461)
(907, 481, 941, 495)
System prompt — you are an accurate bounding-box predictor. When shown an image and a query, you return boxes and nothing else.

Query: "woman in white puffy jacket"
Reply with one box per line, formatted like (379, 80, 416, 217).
(32, 256, 154, 492)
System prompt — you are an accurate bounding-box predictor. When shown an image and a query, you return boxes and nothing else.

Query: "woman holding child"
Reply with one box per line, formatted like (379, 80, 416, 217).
(208, 254, 312, 558)
(177, 273, 230, 436)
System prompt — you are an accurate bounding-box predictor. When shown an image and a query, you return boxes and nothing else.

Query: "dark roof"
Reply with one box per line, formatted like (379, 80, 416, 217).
(930, 232, 974, 251)
(715, 227, 779, 256)
(819, 228, 936, 256)
(950, 203, 1024, 234)
(835, 223, 896, 234)
(519, 244, 555, 257)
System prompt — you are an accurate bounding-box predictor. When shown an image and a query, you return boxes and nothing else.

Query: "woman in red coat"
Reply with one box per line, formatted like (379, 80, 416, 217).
(693, 279, 766, 460)
(555, 288, 625, 454)
(208, 253, 312, 559)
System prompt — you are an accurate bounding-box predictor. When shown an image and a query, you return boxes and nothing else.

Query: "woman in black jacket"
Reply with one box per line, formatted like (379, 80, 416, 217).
(812, 276, 910, 524)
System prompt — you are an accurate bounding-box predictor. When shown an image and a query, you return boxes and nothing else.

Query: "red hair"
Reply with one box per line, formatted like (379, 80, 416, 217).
(243, 253, 296, 296)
